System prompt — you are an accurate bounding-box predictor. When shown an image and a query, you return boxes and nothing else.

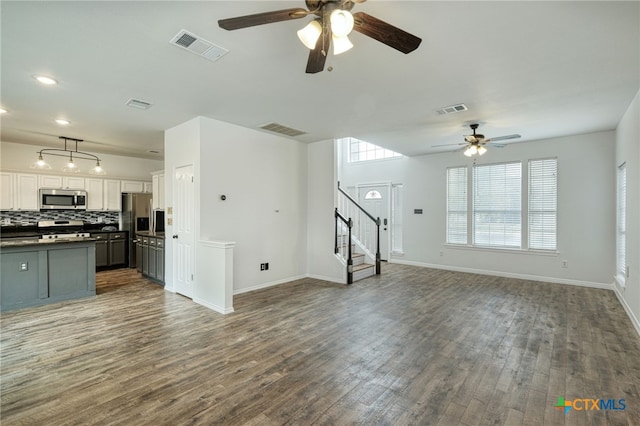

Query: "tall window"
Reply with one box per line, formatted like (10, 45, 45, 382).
(446, 167, 468, 244)
(346, 137, 402, 163)
(473, 162, 522, 248)
(617, 163, 627, 282)
(529, 158, 557, 250)
(391, 184, 403, 253)
(447, 159, 557, 251)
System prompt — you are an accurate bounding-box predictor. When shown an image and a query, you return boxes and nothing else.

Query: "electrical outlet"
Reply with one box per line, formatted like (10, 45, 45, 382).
(562, 260, 568, 268)
(19, 262, 28, 271)
(439, 250, 444, 257)
(260, 263, 269, 271)
(3, 218, 10, 225)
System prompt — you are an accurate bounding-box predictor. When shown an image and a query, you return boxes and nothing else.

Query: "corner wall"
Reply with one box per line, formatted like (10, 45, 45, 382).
(614, 90, 640, 334)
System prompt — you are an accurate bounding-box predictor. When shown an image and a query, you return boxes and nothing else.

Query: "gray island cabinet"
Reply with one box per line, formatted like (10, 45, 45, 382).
(0, 239, 96, 312)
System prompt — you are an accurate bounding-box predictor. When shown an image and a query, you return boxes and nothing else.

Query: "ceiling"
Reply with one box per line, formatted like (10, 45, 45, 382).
(2, 1, 638, 160)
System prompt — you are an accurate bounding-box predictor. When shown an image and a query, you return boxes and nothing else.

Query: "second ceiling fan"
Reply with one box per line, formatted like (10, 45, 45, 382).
(218, 0, 422, 74)
(433, 124, 521, 157)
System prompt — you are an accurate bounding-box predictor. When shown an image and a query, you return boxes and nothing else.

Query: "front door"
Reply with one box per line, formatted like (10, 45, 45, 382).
(358, 184, 390, 261)
(173, 164, 195, 298)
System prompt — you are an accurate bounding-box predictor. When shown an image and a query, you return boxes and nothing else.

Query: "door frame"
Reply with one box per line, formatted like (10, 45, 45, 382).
(355, 182, 392, 261)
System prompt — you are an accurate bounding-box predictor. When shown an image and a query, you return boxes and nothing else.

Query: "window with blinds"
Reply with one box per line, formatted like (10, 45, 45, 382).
(617, 163, 627, 282)
(529, 158, 557, 250)
(473, 162, 522, 248)
(446, 167, 468, 244)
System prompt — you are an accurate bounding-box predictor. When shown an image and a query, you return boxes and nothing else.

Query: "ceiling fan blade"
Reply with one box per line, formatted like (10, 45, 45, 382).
(306, 23, 331, 74)
(432, 142, 467, 148)
(487, 134, 521, 142)
(218, 8, 308, 31)
(352, 12, 422, 54)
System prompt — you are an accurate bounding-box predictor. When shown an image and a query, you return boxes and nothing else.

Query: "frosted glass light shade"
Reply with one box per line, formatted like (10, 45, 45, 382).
(31, 154, 51, 169)
(477, 145, 487, 155)
(89, 161, 107, 175)
(332, 34, 353, 55)
(63, 157, 80, 173)
(330, 10, 354, 37)
(464, 145, 478, 157)
(297, 20, 322, 49)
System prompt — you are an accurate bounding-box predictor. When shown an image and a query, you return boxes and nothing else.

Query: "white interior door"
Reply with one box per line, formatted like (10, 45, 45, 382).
(358, 185, 390, 261)
(173, 165, 195, 298)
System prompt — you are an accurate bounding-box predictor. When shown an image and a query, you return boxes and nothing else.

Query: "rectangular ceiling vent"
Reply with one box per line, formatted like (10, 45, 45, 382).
(435, 103, 468, 115)
(170, 29, 228, 62)
(126, 98, 153, 110)
(260, 123, 307, 137)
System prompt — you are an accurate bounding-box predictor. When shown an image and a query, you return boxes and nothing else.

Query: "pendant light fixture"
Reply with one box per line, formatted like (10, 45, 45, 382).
(32, 136, 107, 175)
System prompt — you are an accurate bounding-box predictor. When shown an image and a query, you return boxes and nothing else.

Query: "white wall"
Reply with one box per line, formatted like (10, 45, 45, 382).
(339, 131, 616, 287)
(306, 139, 346, 283)
(198, 117, 308, 293)
(163, 117, 201, 292)
(615, 90, 640, 333)
(0, 141, 162, 180)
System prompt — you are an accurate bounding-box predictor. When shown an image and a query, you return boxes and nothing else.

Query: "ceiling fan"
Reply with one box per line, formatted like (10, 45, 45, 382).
(433, 123, 521, 157)
(218, 0, 422, 74)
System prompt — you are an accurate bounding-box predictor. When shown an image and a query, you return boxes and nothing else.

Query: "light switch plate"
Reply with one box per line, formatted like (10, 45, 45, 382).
(167, 218, 173, 225)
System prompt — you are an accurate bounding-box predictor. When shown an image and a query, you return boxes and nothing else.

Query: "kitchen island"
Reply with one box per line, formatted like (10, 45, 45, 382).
(0, 238, 96, 312)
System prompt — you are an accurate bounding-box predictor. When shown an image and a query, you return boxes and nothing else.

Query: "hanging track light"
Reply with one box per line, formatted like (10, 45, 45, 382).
(32, 136, 107, 175)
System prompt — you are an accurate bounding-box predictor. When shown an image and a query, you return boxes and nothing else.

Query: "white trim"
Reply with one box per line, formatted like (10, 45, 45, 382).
(613, 284, 640, 337)
(444, 243, 559, 257)
(306, 274, 346, 284)
(389, 259, 612, 290)
(193, 297, 234, 315)
(198, 240, 236, 249)
(233, 274, 308, 295)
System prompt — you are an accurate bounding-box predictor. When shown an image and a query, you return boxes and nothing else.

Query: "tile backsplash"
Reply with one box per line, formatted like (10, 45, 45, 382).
(1, 210, 120, 226)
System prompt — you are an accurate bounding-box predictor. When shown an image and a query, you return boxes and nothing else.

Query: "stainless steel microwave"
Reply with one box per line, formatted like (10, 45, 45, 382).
(39, 189, 87, 210)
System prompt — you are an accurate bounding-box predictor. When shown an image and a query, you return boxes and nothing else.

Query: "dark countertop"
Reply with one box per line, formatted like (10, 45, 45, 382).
(0, 237, 97, 248)
(1, 223, 121, 239)
(136, 231, 165, 238)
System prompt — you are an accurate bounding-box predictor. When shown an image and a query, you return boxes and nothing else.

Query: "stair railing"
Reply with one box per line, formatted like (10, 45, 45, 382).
(334, 208, 353, 284)
(336, 182, 381, 275)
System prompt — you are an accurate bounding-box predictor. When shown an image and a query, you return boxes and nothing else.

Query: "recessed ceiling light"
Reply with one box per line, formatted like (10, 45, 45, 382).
(34, 75, 58, 85)
(55, 119, 70, 125)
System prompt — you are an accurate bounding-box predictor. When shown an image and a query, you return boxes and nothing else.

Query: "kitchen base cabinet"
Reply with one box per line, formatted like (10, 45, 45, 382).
(1, 241, 96, 312)
(136, 233, 164, 285)
(135, 239, 143, 273)
(91, 232, 128, 269)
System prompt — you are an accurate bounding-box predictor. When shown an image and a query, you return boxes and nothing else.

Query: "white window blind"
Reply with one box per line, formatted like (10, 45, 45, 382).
(529, 158, 557, 250)
(446, 167, 468, 244)
(473, 162, 521, 248)
(617, 163, 627, 281)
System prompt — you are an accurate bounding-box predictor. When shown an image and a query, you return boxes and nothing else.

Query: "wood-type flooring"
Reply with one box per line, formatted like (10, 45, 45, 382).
(1, 264, 639, 425)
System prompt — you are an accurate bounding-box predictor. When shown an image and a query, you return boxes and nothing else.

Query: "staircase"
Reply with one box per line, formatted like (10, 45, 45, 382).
(334, 182, 381, 284)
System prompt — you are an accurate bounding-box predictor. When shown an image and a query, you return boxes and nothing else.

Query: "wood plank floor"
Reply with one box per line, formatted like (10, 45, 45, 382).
(1, 264, 639, 425)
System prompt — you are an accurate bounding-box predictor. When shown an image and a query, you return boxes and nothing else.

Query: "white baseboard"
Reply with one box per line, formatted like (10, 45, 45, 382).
(306, 273, 346, 284)
(613, 285, 640, 337)
(389, 259, 613, 290)
(193, 297, 234, 315)
(233, 274, 308, 295)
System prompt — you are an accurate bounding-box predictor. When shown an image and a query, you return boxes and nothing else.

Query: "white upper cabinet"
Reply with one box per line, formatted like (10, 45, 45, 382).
(39, 175, 63, 188)
(16, 174, 39, 210)
(143, 182, 153, 193)
(1, 172, 15, 210)
(121, 180, 145, 193)
(86, 178, 104, 210)
(63, 176, 85, 189)
(104, 180, 122, 211)
(151, 172, 165, 209)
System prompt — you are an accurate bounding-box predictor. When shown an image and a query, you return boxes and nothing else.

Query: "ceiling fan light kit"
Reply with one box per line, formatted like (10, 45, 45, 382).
(218, 0, 422, 73)
(432, 123, 521, 157)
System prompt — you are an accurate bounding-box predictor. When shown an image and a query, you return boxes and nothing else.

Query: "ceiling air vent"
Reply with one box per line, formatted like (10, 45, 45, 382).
(126, 98, 153, 110)
(435, 103, 468, 115)
(170, 29, 228, 62)
(259, 123, 307, 137)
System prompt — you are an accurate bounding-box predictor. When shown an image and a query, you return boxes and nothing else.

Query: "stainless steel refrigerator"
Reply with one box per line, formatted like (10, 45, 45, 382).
(121, 192, 152, 268)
